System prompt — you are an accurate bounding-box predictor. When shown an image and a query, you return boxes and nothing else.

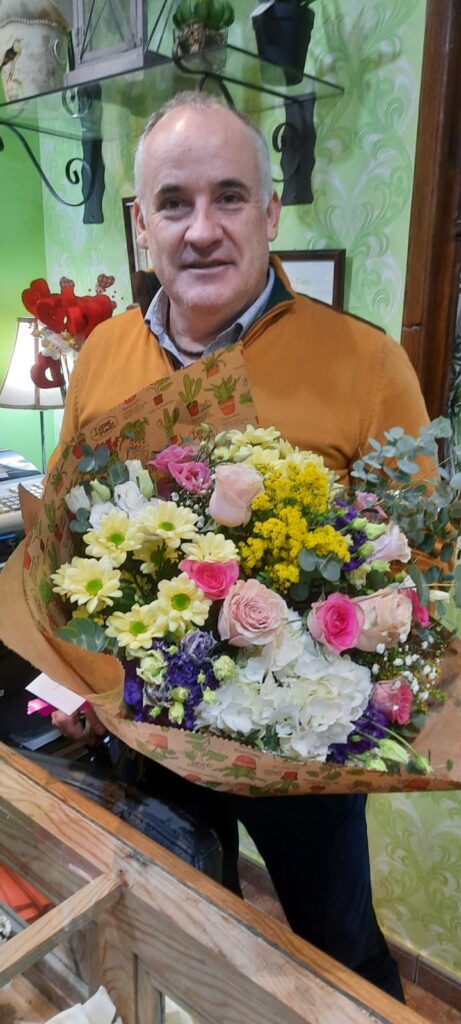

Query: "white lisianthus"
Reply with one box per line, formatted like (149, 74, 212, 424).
(89, 501, 115, 530)
(126, 459, 155, 498)
(181, 532, 238, 563)
(113, 480, 150, 517)
(65, 485, 90, 514)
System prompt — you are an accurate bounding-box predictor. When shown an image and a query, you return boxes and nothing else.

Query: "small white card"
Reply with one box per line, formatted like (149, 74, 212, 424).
(26, 673, 87, 715)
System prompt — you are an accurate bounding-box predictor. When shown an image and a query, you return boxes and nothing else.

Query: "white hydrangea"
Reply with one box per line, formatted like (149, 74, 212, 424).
(197, 631, 372, 762)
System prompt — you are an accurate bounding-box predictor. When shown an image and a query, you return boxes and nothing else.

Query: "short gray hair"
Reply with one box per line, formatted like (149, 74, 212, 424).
(134, 91, 274, 209)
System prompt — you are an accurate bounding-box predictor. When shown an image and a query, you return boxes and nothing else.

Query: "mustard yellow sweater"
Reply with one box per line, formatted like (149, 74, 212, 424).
(54, 259, 429, 485)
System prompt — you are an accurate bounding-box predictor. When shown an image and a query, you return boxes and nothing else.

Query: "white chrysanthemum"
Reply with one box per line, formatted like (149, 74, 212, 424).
(136, 501, 198, 549)
(51, 556, 122, 615)
(181, 532, 238, 563)
(83, 510, 145, 566)
(105, 602, 166, 657)
(155, 573, 211, 636)
(132, 538, 178, 574)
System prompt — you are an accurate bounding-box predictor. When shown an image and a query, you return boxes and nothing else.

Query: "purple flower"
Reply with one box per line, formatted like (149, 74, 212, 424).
(123, 659, 144, 720)
(180, 630, 216, 663)
(328, 702, 388, 764)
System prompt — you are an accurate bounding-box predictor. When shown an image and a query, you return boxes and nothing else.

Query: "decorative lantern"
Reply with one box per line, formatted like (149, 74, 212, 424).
(64, 0, 165, 85)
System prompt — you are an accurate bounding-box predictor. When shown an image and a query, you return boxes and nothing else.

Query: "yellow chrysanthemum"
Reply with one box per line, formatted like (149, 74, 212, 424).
(137, 501, 198, 549)
(132, 539, 179, 575)
(155, 573, 211, 636)
(105, 602, 166, 656)
(181, 532, 238, 563)
(51, 556, 122, 615)
(83, 510, 145, 566)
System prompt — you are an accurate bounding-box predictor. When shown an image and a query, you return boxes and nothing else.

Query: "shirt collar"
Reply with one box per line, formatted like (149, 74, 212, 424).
(144, 266, 275, 367)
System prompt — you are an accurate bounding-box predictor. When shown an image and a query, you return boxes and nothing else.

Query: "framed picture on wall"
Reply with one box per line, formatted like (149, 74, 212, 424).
(122, 197, 150, 289)
(272, 250, 346, 310)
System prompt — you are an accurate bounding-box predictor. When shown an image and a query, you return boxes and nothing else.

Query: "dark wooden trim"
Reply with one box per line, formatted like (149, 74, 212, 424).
(402, 0, 461, 417)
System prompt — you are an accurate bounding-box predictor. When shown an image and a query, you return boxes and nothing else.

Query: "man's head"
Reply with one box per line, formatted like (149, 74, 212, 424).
(133, 92, 281, 340)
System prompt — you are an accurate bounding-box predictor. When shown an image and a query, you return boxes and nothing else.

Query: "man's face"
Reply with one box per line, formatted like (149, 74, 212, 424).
(134, 106, 281, 329)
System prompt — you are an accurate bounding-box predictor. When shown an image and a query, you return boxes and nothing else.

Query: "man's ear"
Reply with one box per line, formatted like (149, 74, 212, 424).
(133, 198, 149, 250)
(266, 190, 282, 243)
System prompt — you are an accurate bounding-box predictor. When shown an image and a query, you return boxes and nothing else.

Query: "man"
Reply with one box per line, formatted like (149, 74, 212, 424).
(52, 91, 430, 1001)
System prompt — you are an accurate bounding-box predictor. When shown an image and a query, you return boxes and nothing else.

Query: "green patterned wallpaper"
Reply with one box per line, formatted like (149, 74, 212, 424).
(36, 0, 460, 980)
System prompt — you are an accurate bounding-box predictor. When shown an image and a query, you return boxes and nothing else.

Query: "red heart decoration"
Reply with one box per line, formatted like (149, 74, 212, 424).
(30, 352, 65, 389)
(35, 296, 67, 334)
(22, 278, 51, 316)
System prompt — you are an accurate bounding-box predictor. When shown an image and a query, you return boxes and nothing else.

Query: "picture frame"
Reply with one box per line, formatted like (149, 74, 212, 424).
(272, 249, 346, 310)
(122, 197, 150, 293)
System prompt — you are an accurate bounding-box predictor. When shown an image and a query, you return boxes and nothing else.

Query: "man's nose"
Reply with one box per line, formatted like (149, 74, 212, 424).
(184, 202, 223, 247)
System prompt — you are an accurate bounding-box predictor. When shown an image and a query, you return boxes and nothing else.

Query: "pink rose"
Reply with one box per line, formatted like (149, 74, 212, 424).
(307, 593, 365, 653)
(170, 461, 211, 494)
(372, 677, 414, 725)
(150, 444, 196, 473)
(354, 587, 413, 652)
(370, 523, 411, 563)
(179, 559, 239, 600)
(218, 578, 288, 646)
(354, 492, 387, 520)
(408, 589, 430, 628)
(209, 464, 263, 528)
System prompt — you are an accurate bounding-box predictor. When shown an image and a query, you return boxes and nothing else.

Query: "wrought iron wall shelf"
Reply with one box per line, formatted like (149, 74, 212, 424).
(0, 45, 343, 219)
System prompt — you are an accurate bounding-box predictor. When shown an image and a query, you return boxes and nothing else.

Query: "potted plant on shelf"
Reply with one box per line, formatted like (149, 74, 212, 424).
(251, 0, 316, 86)
(172, 0, 234, 71)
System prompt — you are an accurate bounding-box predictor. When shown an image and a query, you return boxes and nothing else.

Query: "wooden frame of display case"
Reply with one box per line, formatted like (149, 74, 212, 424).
(0, 743, 429, 1024)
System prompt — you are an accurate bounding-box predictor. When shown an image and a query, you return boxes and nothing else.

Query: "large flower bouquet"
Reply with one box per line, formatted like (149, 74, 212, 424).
(48, 421, 457, 779)
(2, 346, 460, 795)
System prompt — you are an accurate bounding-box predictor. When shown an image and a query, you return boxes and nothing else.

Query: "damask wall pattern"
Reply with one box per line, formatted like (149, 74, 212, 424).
(39, 0, 461, 979)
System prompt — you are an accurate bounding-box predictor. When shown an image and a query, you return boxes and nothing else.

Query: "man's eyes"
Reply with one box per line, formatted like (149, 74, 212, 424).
(218, 192, 245, 205)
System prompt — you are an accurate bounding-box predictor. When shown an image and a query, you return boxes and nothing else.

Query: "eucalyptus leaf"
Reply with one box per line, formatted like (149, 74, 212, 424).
(454, 564, 461, 606)
(94, 444, 110, 469)
(397, 459, 420, 475)
(298, 549, 318, 572)
(318, 555, 341, 582)
(78, 455, 96, 474)
(289, 582, 311, 603)
(55, 618, 107, 652)
(70, 519, 90, 533)
(384, 427, 404, 440)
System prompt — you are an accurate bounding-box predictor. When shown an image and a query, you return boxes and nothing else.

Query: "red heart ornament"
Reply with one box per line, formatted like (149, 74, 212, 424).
(30, 352, 65, 389)
(22, 278, 51, 316)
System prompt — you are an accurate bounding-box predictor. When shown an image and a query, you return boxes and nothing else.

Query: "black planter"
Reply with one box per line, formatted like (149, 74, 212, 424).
(253, 3, 315, 86)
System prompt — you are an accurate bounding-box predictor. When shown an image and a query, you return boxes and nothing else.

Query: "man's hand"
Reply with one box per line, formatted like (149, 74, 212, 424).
(51, 706, 107, 744)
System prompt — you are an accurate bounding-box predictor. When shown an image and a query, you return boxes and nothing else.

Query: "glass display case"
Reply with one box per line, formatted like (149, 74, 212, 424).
(0, 742, 428, 1024)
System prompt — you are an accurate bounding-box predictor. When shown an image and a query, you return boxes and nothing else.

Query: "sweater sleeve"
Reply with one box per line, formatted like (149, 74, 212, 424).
(363, 333, 435, 479)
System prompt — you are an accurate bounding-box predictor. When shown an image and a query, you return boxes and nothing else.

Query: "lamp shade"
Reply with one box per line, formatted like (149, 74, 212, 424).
(0, 318, 65, 410)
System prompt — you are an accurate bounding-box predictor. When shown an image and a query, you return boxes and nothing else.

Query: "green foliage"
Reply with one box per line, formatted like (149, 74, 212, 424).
(350, 416, 461, 600)
(173, 0, 234, 30)
(55, 618, 108, 652)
